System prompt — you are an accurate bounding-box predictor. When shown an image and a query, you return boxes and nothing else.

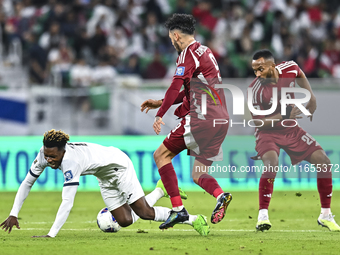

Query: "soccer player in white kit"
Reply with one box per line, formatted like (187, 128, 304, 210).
(1, 129, 210, 237)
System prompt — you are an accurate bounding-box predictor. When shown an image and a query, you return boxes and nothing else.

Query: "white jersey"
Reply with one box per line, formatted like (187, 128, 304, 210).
(9, 143, 139, 237)
(31, 142, 130, 186)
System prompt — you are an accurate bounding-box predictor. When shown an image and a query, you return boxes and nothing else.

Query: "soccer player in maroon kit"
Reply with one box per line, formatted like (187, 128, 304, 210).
(249, 49, 340, 232)
(141, 14, 232, 229)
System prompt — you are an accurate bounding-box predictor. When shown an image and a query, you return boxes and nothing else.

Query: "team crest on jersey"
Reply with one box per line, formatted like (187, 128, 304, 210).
(64, 170, 73, 181)
(175, 66, 185, 76)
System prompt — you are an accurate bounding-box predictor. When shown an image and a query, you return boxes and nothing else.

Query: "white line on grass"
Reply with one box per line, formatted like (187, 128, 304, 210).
(18, 228, 325, 232)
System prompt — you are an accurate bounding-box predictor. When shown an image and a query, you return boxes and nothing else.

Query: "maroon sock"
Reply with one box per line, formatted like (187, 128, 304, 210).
(198, 174, 224, 198)
(259, 177, 275, 210)
(317, 167, 332, 208)
(158, 163, 182, 207)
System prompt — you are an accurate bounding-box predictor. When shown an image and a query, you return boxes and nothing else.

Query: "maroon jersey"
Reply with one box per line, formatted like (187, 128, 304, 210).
(156, 41, 228, 120)
(249, 61, 301, 133)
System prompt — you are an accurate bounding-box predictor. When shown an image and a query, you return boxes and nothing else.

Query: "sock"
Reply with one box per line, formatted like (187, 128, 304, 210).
(145, 188, 164, 207)
(130, 188, 167, 223)
(258, 209, 269, 221)
(259, 177, 275, 210)
(317, 167, 332, 208)
(154, 206, 171, 222)
(183, 215, 198, 226)
(321, 208, 331, 217)
(198, 174, 223, 198)
(159, 163, 182, 208)
(173, 205, 184, 212)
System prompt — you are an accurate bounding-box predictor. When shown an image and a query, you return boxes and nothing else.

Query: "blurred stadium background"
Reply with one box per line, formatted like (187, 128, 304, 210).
(0, 0, 340, 192)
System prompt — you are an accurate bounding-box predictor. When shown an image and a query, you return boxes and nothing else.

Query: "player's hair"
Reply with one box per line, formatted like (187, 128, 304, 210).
(252, 50, 275, 61)
(43, 129, 70, 149)
(164, 13, 196, 35)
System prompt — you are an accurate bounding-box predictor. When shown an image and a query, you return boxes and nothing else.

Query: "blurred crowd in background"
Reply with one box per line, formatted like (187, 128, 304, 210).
(1, 0, 340, 88)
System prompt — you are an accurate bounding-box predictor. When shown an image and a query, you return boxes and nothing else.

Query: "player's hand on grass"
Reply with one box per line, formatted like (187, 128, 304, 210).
(32, 235, 51, 238)
(305, 94, 316, 121)
(290, 106, 303, 119)
(1, 216, 20, 234)
(141, 99, 162, 113)
(153, 116, 165, 135)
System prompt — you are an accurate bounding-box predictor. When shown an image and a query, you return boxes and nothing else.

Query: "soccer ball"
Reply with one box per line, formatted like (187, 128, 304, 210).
(97, 207, 121, 232)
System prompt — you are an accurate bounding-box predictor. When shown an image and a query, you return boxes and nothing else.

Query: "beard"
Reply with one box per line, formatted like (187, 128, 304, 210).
(173, 41, 182, 54)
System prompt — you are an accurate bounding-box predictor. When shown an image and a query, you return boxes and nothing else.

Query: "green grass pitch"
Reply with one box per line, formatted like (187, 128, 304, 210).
(1, 190, 340, 255)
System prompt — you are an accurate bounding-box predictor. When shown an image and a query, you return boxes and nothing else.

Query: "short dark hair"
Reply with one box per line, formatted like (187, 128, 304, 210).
(164, 14, 196, 35)
(43, 129, 70, 149)
(252, 50, 275, 61)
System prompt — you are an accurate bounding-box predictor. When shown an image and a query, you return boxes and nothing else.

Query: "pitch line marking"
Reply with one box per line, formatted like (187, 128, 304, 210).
(17, 228, 325, 232)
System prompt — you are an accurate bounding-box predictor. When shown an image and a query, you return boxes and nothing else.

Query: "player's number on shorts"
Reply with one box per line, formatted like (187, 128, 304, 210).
(301, 133, 315, 145)
(209, 53, 219, 71)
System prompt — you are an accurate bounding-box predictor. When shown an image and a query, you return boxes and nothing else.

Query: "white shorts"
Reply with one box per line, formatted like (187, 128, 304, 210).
(98, 158, 145, 211)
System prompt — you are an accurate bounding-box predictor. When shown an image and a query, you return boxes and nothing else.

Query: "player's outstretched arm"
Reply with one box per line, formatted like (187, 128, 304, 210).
(37, 185, 78, 238)
(296, 70, 316, 121)
(140, 99, 163, 113)
(2, 171, 39, 235)
(1, 216, 20, 234)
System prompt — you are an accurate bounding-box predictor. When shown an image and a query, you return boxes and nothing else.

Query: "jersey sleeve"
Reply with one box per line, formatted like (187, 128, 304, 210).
(61, 158, 82, 187)
(276, 61, 301, 78)
(156, 49, 196, 117)
(30, 147, 48, 177)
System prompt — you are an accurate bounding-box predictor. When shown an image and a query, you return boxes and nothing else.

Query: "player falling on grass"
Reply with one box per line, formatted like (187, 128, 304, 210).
(141, 13, 232, 229)
(249, 49, 340, 232)
(0, 129, 210, 237)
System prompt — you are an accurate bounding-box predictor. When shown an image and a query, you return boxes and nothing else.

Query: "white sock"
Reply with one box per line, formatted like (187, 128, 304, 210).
(154, 206, 171, 222)
(145, 188, 164, 207)
(130, 189, 165, 223)
(258, 209, 269, 221)
(183, 215, 198, 226)
(216, 193, 223, 201)
(321, 208, 331, 217)
(173, 205, 184, 212)
(153, 207, 198, 225)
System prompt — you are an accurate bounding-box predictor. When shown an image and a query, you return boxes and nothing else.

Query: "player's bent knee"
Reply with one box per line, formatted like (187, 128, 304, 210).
(137, 208, 154, 221)
(116, 218, 133, 228)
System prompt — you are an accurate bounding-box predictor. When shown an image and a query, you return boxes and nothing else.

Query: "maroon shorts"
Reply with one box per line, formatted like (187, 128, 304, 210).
(163, 115, 229, 166)
(255, 126, 323, 165)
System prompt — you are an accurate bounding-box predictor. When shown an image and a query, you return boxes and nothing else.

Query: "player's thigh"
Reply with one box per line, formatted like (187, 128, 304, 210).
(153, 143, 177, 167)
(99, 161, 144, 217)
(255, 134, 280, 161)
(129, 196, 155, 220)
(307, 149, 331, 165)
(262, 150, 279, 166)
(161, 118, 187, 156)
(123, 159, 146, 205)
(286, 128, 323, 165)
(195, 122, 228, 160)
